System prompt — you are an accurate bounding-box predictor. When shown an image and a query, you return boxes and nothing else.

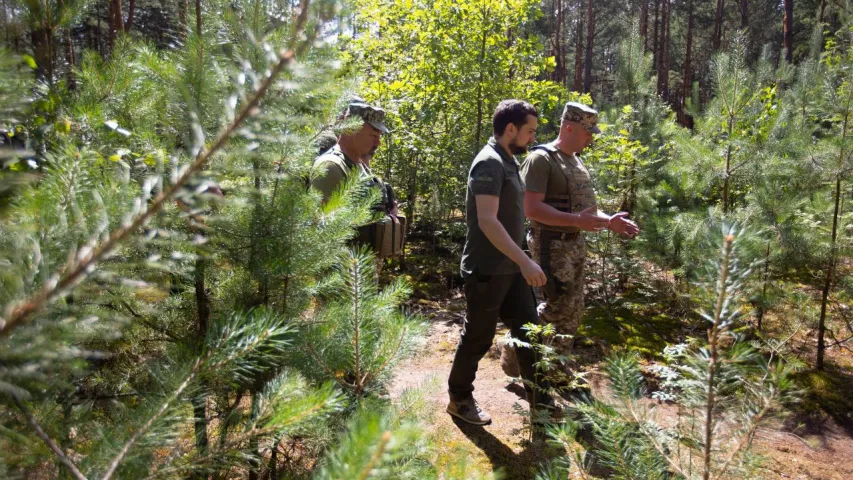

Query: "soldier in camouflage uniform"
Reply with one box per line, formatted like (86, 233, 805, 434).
(311, 97, 394, 211)
(500, 102, 639, 375)
(310, 97, 400, 272)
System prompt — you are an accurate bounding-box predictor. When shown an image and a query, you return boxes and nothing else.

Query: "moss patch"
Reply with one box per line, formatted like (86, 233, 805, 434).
(792, 368, 853, 434)
(578, 305, 683, 358)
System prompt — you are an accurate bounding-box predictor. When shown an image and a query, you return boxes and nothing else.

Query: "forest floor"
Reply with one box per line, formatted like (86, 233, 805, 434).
(386, 238, 853, 480)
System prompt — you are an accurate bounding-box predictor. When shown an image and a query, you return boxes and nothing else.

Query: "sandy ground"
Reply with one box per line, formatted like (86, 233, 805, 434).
(389, 293, 853, 480)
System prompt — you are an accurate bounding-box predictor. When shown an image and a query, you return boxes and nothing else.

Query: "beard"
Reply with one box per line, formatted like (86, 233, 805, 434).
(508, 140, 530, 154)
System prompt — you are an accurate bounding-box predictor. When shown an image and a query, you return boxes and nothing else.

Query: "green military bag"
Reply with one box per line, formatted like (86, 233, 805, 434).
(357, 214, 406, 258)
(376, 214, 406, 258)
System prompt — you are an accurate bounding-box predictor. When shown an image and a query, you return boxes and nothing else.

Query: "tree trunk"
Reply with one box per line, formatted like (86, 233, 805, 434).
(191, 396, 209, 480)
(819, 0, 826, 24)
(817, 174, 842, 370)
(31, 27, 53, 83)
(1, 0, 8, 46)
(640, 0, 649, 51)
(191, 238, 210, 478)
(248, 393, 261, 480)
(722, 113, 734, 213)
(108, 0, 124, 51)
(196, 0, 203, 37)
(65, 27, 75, 89)
(96, 0, 103, 55)
(740, 0, 748, 28)
(680, 0, 694, 128)
(783, 0, 793, 64)
(582, 0, 594, 93)
(656, 0, 670, 101)
(757, 239, 771, 331)
(179, 0, 188, 38)
(652, 0, 659, 68)
(712, 0, 725, 51)
(474, 8, 487, 156)
(556, 0, 564, 84)
(573, 0, 584, 92)
(125, 0, 136, 32)
(406, 155, 418, 222)
(664, 0, 671, 97)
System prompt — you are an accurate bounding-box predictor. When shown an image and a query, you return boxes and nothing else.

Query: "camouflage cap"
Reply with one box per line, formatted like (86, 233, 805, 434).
(561, 102, 601, 134)
(342, 96, 390, 134)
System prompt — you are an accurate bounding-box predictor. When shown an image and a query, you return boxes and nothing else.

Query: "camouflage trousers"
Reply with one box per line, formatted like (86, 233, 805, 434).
(500, 230, 586, 376)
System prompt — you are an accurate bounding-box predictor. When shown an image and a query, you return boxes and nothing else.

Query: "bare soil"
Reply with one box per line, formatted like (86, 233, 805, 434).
(389, 292, 853, 480)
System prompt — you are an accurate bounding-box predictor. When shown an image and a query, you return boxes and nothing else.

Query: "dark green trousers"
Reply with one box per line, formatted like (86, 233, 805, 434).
(448, 271, 550, 402)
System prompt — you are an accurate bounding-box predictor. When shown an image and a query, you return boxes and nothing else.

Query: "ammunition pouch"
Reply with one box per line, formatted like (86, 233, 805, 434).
(356, 215, 407, 259)
(544, 193, 572, 212)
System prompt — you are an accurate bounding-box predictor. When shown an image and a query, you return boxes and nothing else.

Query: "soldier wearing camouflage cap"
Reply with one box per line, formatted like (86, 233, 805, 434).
(310, 97, 403, 266)
(311, 97, 391, 205)
(500, 101, 639, 380)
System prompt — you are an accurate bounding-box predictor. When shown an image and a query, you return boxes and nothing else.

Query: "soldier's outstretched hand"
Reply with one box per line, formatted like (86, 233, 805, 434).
(576, 206, 611, 232)
(521, 258, 547, 287)
(609, 212, 640, 238)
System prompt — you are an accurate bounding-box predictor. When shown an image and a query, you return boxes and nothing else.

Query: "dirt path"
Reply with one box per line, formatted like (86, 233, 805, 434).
(389, 292, 853, 480)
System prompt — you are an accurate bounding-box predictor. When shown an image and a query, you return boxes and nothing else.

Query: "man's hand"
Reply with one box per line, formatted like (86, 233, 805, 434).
(575, 206, 611, 232)
(609, 212, 639, 238)
(520, 258, 547, 287)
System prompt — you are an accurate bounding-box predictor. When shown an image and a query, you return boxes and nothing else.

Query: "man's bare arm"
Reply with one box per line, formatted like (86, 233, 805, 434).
(523, 191, 609, 231)
(475, 194, 546, 287)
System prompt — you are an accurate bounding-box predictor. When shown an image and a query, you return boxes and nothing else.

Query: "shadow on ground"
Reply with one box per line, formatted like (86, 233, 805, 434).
(450, 417, 554, 480)
(789, 367, 853, 438)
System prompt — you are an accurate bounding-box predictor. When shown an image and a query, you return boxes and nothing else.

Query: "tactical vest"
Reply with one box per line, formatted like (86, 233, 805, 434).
(528, 144, 596, 234)
(320, 147, 406, 258)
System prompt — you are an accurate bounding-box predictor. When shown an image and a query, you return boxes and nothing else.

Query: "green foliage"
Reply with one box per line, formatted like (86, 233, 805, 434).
(347, 0, 565, 223)
(313, 405, 431, 480)
(0, 2, 449, 478)
(298, 248, 423, 396)
(540, 224, 799, 480)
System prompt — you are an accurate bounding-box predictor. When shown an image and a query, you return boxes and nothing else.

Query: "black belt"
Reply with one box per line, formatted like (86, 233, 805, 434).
(536, 229, 579, 241)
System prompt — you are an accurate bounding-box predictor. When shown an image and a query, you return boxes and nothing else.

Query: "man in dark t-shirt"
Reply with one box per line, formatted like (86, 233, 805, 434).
(446, 100, 553, 426)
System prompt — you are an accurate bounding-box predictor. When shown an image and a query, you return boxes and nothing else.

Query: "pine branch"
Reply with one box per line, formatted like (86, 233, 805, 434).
(366, 324, 408, 387)
(139, 386, 335, 480)
(356, 431, 392, 480)
(702, 233, 734, 480)
(12, 397, 88, 480)
(716, 401, 773, 478)
(100, 360, 200, 480)
(0, 3, 317, 338)
(620, 397, 689, 478)
(305, 340, 355, 390)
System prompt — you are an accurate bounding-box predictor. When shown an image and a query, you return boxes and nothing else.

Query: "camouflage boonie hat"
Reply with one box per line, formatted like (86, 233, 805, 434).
(342, 96, 390, 134)
(561, 102, 601, 134)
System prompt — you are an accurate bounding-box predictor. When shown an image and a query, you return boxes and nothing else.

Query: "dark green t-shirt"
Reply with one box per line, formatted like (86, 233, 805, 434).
(460, 137, 525, 277)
